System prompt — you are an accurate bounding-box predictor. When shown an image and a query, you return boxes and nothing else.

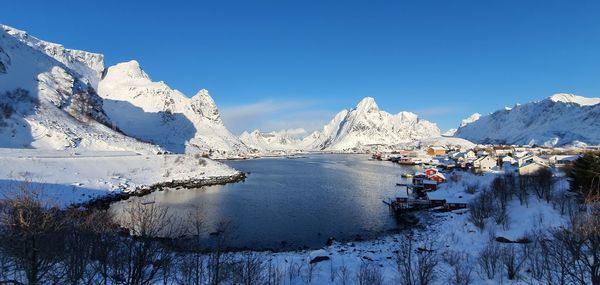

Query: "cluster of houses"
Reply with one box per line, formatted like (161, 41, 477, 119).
(387, 145, 583, 213)
(385, 145, 582, 175)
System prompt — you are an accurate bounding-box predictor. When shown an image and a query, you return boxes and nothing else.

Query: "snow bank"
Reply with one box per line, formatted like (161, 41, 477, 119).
(0, 148, 239, 207)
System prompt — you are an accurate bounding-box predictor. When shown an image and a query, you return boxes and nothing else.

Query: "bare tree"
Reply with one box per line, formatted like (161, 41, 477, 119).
(0, 186, 64, 285)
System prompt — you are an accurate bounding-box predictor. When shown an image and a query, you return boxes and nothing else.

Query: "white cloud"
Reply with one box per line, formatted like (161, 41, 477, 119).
(220, 100, 334, 135)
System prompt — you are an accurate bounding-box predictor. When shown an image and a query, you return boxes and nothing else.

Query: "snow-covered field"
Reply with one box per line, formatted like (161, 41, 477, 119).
(0, 148, 239, 207)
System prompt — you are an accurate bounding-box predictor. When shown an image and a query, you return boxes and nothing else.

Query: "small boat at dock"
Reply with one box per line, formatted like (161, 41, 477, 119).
(401, 173, 413, 178)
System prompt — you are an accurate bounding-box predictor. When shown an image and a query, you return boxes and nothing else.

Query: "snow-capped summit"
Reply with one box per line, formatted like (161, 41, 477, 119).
(548, 93, 600, 106)
(304, 97, 440, 151)
(1, 24, 104, 88)
(355, 97, 379, 114)
(240, 129, 307, 152)
(98, 60, 250, 157)
(102, 60, 149, 81)
(459, 113, 481, 128)
(455, 93, 600, 146)
(190, 89, 221, 123)
(0, 24, 160, 153)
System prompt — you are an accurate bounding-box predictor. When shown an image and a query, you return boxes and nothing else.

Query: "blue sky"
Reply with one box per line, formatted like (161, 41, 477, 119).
(4, 0, 600, 134)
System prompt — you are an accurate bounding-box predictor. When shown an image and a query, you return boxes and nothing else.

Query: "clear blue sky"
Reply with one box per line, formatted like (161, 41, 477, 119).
(4, 0, 600, 134)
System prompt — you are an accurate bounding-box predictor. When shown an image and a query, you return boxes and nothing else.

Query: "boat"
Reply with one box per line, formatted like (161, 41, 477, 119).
(401, 173, 413, 178)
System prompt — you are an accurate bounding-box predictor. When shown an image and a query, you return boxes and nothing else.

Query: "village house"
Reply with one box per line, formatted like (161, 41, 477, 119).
(426, 146, 446, 156)
(473, 155, 497, 172)
(546, 154, 580, 167)
(517, 154, 547, 167)
(518, 161, 550, 175)
(451, 150, 476, 162)
(501, 155, 517, 166)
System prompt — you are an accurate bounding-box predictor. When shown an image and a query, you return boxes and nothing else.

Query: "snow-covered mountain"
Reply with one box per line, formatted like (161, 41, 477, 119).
(305, 97, 441, 151)
(0, 24, 160, 153)
(455, 93, 600, 146)
(459, 113, 481, 128)
(240, 129, 307, 153)
(97, 61, 250, 157)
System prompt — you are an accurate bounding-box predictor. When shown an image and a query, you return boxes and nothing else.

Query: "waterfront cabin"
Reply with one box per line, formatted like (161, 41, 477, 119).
(425, 168, 438, 177)
(429, 173, 446, 183)
(426, 146, 446, 156)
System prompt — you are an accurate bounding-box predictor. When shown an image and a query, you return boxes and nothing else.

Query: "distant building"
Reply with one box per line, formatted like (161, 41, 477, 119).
(473, 155, 497, 172)
(426, 146, 446, 156)
(518, 161, 550, 175)
(547, 155, 580, 167)
(501, 156, 517, 165)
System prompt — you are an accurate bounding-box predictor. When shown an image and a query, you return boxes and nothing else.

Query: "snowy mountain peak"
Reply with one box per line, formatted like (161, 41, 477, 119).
(459, 113, 481, 128)
(1, 24, 104, 88)
(103, 60, 149, 82)
(190, 89, 221, 123)
(548, 93, 600, 106)
(455, 94, 600, 146)
(302, 97, 440, 151)
(355, 97, 379, 113)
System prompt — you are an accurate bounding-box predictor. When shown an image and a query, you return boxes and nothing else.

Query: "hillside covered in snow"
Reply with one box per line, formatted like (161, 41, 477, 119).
(455, 93, 600, 146)
(0, 24, 250, 158)
(98, 61, 250, 158)
(303, 97, 441, 151)
(0, 25, 161, 154)
(240, 129, 307, 153)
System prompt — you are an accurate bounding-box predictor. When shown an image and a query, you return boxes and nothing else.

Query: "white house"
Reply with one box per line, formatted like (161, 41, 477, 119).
(518, 161, 550, 175)
(547, 155, 580, 167)
(501, 156, 517, 165)
(517, 154, 547, 167)
(473, 155, 497, 172)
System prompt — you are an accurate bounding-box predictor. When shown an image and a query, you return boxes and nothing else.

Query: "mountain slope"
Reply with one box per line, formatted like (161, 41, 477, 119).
(240, 129, 306, 152)
(306, 97, 441, 151)
(97, 61, 250, 157)
(0, 24, 160, 153)
(455, 93, 600, 146)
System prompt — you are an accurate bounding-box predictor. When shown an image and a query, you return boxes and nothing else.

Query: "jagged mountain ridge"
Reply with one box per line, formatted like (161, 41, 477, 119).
(303, 97, 441, 151)
(454, 93, 600, 146)
(97, 60, 250, 157)
(0, 24, 161, 153)
(240, 129, 307, 152)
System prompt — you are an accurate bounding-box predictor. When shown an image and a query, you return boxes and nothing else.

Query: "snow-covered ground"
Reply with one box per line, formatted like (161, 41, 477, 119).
(213, 169, 571, 285)
(0, 148, 239, 207)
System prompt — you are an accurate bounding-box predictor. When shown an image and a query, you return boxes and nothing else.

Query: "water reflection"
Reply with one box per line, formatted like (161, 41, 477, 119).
(111, 154, 420, 250)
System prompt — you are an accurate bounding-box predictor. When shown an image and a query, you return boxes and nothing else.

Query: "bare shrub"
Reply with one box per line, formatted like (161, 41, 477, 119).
(468, 190, 495, 230)
(356, 262, 384, 285)
(395, 234, 439, 285)
(499, 245, 526, 281)
(444, 251, 473, 285)
(0, 187, 64, 285)
(478, 242, 501, 280)
(232, 252, 267, 285)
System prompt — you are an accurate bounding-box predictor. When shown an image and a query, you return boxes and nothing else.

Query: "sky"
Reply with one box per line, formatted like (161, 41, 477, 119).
(3, 0, 600, 134)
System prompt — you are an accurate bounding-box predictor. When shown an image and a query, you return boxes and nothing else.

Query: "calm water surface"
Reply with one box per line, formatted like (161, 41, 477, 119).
(111, 154, 420, 249)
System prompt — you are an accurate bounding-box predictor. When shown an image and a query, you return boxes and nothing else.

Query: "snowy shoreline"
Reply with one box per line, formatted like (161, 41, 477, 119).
(0, 148, 245, 207)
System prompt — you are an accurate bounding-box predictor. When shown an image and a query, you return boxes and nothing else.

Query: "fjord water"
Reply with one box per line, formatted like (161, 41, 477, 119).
(112, 154, 417, 249)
